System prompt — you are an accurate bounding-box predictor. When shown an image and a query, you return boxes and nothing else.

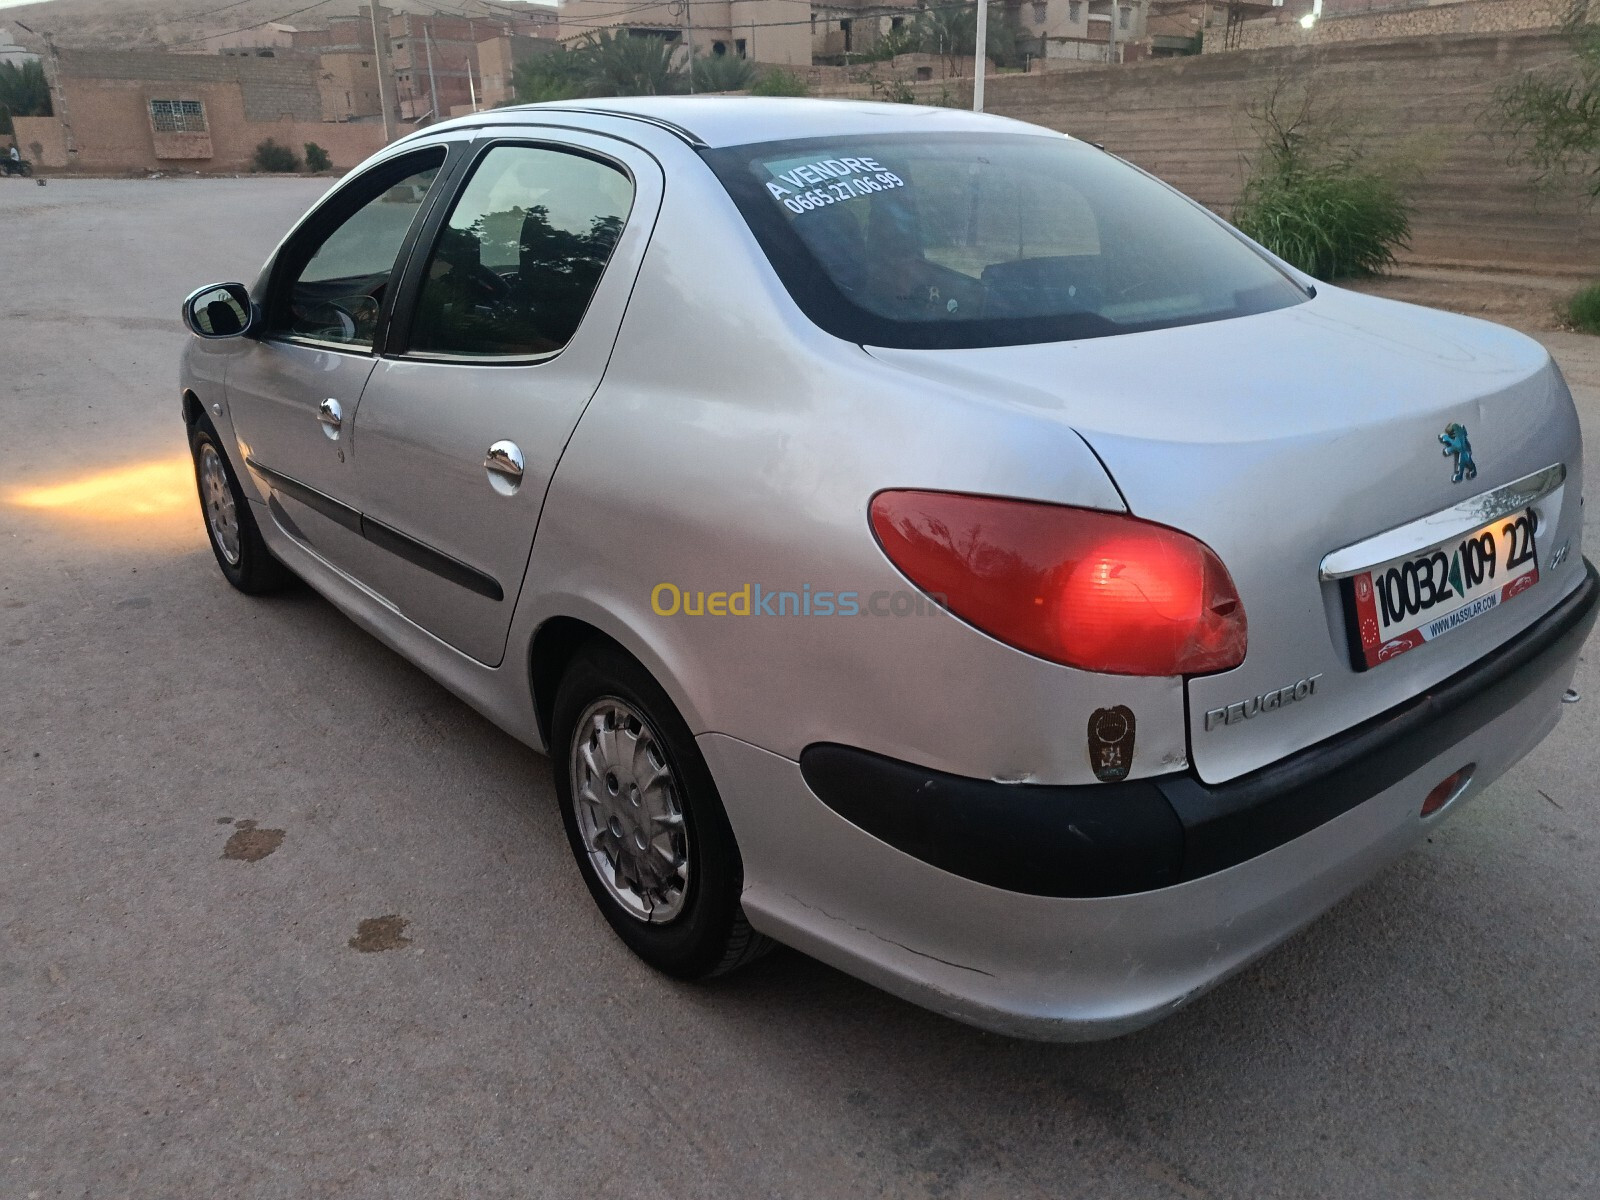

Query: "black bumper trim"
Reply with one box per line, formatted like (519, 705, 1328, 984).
(800, 559, 1598, 899)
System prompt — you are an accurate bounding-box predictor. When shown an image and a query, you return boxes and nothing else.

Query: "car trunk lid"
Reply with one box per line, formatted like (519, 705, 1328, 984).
(866, 287, 1583, 783)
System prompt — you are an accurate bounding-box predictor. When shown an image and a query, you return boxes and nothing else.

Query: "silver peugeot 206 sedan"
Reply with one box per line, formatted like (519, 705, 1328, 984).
(179, 97, 1596, 1040)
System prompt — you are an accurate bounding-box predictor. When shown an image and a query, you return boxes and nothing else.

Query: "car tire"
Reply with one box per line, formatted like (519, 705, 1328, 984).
(552, 640, 773, 979)
(188, 416, 293, 595)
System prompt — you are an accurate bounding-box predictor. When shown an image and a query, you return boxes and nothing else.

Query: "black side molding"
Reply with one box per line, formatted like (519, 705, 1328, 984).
(247, 458, 504, 602)
(249, 457, 361, 533)
(801, 560, 1598, 899)
(360, 514, 503, 601)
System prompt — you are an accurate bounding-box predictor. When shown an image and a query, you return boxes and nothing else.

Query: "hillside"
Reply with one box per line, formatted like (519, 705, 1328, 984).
(0, 0, 555, 50)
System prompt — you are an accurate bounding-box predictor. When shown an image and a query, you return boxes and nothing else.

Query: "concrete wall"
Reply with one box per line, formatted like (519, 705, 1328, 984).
(12, 114, 65, 166)
(889, 29, 1598, 272)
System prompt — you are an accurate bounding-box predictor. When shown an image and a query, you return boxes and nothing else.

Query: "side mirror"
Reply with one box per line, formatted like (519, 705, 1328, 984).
(182, 282, 255, 339)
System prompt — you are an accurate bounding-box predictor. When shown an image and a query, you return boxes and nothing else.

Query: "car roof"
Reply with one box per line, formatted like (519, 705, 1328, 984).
(417, 96, 1061, 150)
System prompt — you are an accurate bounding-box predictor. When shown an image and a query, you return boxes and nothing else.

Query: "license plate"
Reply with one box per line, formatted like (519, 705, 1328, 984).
(1346, 509, 1539, 671)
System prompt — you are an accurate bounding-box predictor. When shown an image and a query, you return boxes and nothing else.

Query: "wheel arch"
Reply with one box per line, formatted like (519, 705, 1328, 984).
(525, 608, 706, 756)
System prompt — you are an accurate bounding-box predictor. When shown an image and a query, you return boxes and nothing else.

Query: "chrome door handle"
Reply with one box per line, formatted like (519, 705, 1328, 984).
(317, 397, 343, 440)
(484, 440, 524, 495)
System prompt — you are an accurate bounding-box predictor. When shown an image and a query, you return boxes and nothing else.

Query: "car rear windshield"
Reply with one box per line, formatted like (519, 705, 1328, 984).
(703, 132, 1309, 350)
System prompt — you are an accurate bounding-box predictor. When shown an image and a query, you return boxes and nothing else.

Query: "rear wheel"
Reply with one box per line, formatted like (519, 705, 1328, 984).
(552, 641, 772, 979)
(188, 417, 292, 594)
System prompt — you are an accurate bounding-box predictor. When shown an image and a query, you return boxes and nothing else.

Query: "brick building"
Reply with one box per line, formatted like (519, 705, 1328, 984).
(19, 48, 390, 173)
(557, 0, 925, 68)
(282, 5, 555, 123)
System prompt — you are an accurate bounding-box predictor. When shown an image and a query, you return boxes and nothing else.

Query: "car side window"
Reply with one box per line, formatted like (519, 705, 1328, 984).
(408, 145, 634, 359)
(272, 152, 444, 350)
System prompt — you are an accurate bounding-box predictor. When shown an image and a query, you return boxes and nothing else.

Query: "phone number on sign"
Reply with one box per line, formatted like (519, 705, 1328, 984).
(782, 172, 905, 213)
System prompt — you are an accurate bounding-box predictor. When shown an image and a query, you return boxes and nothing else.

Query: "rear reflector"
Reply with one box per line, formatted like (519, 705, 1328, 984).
(869, 490, 1247, 676)
(1421, 765, 1475, 817)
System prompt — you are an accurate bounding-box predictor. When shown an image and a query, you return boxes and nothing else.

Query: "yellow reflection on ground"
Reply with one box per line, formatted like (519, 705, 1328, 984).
(5, 454, 202, 548)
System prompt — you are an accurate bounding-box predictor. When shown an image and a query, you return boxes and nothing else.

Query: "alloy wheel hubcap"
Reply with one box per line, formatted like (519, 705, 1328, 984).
(569, 698, 689, 923)
(199, 444, 241, 566)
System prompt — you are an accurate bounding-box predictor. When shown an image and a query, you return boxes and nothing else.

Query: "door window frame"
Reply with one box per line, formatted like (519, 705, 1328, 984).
(258, 141, 470, 357)
(382, 136, 639, 366)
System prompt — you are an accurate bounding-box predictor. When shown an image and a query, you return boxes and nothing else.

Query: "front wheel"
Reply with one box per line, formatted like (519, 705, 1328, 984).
(552, 641, 772, 979)
(188, 417, 293, 594)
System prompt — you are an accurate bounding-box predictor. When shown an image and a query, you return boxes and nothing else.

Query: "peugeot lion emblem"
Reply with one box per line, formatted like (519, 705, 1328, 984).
(1440, 423, 1477, 483)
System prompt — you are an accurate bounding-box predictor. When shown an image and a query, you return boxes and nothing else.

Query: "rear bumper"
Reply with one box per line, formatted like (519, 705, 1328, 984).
(704, 559, 1596, 1041)
(799, 559, 1599, 898)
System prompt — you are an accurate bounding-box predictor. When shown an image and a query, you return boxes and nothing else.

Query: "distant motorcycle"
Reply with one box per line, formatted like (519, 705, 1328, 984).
(2, 157, 34, 177)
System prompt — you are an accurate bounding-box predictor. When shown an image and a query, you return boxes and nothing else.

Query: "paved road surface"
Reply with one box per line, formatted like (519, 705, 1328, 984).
(3, 178, 1598, 1199)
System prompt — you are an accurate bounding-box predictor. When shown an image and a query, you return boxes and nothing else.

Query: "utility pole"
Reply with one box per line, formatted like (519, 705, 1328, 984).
(1108, 0, 1118, 64)
(369, 3, 394, 141)
(424, 24, 439, 123)
(972, 0, 987, 111)
(682, 0, 697, 94)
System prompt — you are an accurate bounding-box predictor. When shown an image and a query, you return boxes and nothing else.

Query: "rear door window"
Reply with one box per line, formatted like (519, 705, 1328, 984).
(406, 144, 634, 359)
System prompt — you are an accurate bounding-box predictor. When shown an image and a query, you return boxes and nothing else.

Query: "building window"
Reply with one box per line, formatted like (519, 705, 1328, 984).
(735, 37, 747, 56)
(1069, 0, 1082, 19)
(1119, 4, 1129, 28)
(891, 15, 904, 27)
(149, 99, 206, 133)
(1033, 1, 1047, 22)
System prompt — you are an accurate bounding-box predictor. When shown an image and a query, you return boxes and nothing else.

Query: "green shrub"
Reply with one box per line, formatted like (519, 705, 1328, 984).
(1570, 282, 1600, 333)
(692, 53, 755, 92)
(252, 138, 300, 173)
(750, 68, 808, 97)
(303, 142, 331, 173)
(1233, 167, 1412, 280)
(1493, 0, 1600, 202)
(1234, 75, 1414, 280)
(872, 76, 916, 104)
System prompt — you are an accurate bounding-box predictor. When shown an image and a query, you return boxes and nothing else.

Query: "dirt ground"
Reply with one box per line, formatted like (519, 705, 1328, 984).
(1347, 265, 1590, 336)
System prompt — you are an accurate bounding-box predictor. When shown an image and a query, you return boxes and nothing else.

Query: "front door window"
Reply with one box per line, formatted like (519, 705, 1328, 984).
(270, 153, 444, 349)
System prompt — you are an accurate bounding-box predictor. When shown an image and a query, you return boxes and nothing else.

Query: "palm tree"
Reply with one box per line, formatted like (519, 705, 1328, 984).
(914, 4, 1016, 73)
(512, 51, 585, 103)
(0, 60, 51, 135)
(571, 30, 686, 97)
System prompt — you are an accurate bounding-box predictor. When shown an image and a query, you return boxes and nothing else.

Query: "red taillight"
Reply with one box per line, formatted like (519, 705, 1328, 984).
(869, 490, 1247, 676)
